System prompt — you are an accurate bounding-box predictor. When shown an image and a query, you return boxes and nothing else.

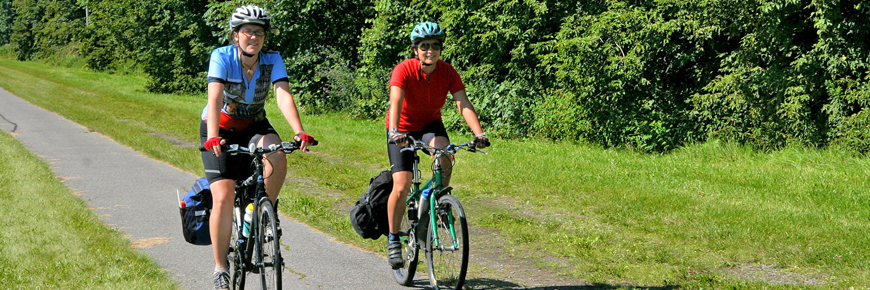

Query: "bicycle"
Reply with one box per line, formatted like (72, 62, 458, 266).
(392, 137, 488, 290)
(200, 141, 306, 290)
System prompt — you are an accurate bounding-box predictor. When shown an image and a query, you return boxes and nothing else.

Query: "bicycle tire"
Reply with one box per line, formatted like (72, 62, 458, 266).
(425, 194, 469, 290)
(256, 199, 282, 290)
(225, 204, 244, 290)
(393, 207, 421, 286)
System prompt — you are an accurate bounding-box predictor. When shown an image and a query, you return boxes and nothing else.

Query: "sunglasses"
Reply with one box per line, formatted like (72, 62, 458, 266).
(417, 42, 443, 51)
(239, 30, 266, 38)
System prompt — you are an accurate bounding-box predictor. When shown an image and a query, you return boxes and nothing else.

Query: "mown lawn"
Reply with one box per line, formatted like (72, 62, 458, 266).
(0, 57, 867, 289)
(0, 131, 178, 289)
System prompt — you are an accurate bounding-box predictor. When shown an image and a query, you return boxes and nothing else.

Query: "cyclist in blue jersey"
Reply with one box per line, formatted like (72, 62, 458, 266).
(199, 5, 316, 290)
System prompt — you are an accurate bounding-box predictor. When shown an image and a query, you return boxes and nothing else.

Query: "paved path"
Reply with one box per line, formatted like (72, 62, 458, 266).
(0, 88, 423, 289)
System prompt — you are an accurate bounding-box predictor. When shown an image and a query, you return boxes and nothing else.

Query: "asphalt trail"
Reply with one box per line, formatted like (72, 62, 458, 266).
(0, 88, 422, 289)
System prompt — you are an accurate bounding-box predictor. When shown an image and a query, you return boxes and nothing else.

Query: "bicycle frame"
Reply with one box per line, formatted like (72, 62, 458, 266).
(393, 138, 483, 289)
(233, 153, 270, 272)
(405, 148, 459, 251)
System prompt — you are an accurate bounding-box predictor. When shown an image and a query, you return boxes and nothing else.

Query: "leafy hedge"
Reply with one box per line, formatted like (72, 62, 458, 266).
(4, 0, 870, 153)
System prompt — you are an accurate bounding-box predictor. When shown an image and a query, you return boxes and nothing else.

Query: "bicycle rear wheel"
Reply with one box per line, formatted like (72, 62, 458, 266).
(425, 194, 469, 290)
(256, 199, 282, 290)
(393, 207, 420, 286)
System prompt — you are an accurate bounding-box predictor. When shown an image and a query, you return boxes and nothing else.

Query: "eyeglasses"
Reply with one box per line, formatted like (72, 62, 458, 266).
(239, 30, 266, 38)
(417, 42, 443, 51)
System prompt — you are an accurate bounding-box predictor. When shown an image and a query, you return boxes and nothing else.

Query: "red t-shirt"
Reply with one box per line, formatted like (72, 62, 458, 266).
(385, 58, 465, 132)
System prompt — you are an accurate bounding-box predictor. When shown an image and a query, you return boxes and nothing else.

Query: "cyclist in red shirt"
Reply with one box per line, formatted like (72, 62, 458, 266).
(385, 21, 490, 269)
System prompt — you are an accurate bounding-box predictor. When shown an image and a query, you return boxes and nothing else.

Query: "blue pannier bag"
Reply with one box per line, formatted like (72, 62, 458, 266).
(180, 177, 212, 245)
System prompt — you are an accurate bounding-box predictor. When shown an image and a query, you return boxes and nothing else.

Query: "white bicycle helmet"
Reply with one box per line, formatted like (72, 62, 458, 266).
(230, 5, 271, 31)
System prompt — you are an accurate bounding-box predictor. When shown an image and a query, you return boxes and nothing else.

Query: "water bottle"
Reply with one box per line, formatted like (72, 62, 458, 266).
(417, 188, 432, 220)
(242, 203, 254, 238)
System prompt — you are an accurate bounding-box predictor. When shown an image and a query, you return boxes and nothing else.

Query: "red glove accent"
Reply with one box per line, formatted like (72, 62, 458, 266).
(204, 137, 222, 150)
(296, 132, 316, 144)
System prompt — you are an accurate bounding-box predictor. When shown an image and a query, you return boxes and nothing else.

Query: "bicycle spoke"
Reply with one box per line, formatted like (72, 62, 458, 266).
(426, 195, 469, 290)
(393, 208, 419, 286)
(257, 200, 282, 290)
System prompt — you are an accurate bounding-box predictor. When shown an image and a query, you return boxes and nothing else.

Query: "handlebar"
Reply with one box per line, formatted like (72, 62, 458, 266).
(199, 141, 304, 155)
(399, 137, 488, 156)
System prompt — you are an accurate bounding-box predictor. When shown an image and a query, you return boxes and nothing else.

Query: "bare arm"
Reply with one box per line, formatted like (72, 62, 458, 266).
(452, 90, 484, 136)
(206, 82, 226, 156)
(273, 81, 310, 150)
(388, 86, 405, 131)
(387, 86, 410, 146)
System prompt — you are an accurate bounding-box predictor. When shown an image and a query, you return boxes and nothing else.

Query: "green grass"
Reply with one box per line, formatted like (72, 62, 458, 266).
(0, 131, 178, 289)
(0, 57, 869, 289)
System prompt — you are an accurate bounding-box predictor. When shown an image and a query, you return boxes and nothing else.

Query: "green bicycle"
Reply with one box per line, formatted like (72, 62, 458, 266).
(393, 137, 488, 290)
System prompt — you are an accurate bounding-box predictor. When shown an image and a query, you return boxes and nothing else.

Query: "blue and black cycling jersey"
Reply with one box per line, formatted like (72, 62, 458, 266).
(200, 45, 289, 122)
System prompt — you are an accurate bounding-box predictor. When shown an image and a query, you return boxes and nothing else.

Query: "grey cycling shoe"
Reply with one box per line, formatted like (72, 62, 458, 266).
(388, 242, 404, 269)
(213, 270, 230, 290)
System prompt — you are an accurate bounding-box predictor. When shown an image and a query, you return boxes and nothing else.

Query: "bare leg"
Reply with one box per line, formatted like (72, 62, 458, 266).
(387, 171, 413, 233)
(210, 179, 236, 269)
(259, 134, 286, 204)
(430, 136, 453, 186)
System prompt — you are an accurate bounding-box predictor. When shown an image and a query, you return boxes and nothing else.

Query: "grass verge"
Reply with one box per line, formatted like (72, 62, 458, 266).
(0, 130, 178, 289)
(0, 57, 868, 289)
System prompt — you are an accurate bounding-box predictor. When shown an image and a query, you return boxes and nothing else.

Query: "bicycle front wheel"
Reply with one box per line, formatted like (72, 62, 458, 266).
(230, 206, 246, 290)
(256, 199, 282, 290)
(426, 194, 469, 290)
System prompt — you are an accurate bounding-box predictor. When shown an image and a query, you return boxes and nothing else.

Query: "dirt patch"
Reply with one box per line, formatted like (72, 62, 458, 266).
(466, 226, 591, 289)
(285, 175, 345, 200)
(148, 132, 196, 149)
(719, 264, 822, 286)
(131, 237, 169, 249)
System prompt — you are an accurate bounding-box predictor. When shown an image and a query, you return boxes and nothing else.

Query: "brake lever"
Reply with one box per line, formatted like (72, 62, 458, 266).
(226, 144, 240, 155)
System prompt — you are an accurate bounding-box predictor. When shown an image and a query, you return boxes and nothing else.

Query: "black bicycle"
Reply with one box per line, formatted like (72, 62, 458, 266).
(201, 141, 305, 290)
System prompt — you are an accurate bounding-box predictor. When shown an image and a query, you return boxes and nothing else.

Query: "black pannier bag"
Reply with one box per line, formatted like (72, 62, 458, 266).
(349, 170, 393, 240)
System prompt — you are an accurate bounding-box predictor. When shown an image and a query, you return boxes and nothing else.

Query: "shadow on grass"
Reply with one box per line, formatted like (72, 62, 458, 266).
(465, 277, 681, 290)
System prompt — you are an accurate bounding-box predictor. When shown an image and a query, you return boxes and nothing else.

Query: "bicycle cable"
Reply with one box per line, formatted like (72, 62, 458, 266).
(431, 149, 456, 180)
(262, 151, 277, 179)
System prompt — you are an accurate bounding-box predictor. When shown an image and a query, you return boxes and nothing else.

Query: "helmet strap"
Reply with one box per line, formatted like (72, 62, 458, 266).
(232, 32, 255, 58)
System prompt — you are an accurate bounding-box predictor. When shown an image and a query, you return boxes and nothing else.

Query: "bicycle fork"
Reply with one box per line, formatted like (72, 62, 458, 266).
(428, 188, 460, 252)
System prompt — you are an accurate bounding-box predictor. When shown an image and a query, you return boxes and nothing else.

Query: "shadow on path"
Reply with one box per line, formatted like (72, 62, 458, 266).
(466, 277, 680, 290)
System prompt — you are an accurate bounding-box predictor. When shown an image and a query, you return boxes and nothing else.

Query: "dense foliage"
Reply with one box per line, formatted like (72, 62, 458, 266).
(3, 0, 870, 153)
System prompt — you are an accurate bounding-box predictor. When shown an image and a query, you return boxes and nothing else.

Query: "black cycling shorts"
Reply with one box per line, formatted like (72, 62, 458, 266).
(200, 119, 280, 184)
(388, 121, 449, 173)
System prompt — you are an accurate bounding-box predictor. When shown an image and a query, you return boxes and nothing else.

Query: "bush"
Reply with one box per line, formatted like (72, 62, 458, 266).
(294, 46, 360, 114)
(532, 89, 586, 142)
(0, 1, 13, 45)
(354, 0, 435, 119)
(11, 0, 870, 153)
(10, 0, 40, 61)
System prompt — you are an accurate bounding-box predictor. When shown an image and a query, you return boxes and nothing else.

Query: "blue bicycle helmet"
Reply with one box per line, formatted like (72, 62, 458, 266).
(410, 22, 446, 44)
